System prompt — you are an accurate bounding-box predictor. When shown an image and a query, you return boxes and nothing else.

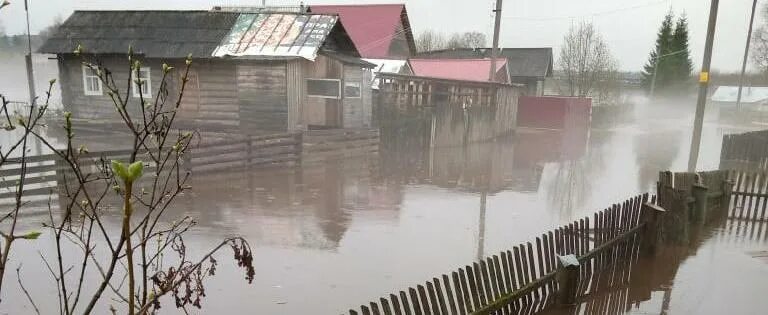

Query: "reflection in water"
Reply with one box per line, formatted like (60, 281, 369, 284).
(172, 158, 388, 251)
(542, 211, 768, 315)
(634, 130, 683, 193)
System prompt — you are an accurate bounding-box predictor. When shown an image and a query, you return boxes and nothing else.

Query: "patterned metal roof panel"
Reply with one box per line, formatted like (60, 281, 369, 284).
(212, 13, 338, 61)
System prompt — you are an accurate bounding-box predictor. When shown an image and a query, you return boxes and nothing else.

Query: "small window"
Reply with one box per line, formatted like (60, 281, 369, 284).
(307, 79, 340, 99)
(132, 68, 152, 98)
(82, 65, 102, 96)
(344, 82, 361, 98)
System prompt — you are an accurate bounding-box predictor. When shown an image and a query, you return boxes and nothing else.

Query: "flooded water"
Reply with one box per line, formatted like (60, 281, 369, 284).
(540, 213, 768, 315)
(1, 98, 767, 314)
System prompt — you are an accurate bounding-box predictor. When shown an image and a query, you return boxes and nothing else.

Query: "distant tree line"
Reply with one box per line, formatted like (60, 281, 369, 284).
(641, 12, 693, 95)
(0, 15, 61, 55)
(415, 30, 488, 52)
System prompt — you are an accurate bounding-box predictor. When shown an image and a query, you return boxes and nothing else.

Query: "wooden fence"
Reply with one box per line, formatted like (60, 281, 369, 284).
(720, 129, 768, 170)
(377, 73, 521, 110)
(0, 132, 303, 201)
(726, 169, 768, 221)
(656, 170, 733, 246)
(191, 132, 302, 172)
(301, 129, 379, 164)
(347, 168, 738, 315)
(347, 193, 664, 315)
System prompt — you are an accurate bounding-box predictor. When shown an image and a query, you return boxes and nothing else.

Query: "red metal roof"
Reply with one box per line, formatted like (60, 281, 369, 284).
(407, 58, 509, 83)
(309, 4, 410, 59)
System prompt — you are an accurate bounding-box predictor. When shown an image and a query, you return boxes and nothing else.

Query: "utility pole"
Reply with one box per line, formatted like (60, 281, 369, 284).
(24, 0, 36, 105)
(687, 0, 720, 172)
(736, 0, 759, 110)
(489, 0, 503, 82)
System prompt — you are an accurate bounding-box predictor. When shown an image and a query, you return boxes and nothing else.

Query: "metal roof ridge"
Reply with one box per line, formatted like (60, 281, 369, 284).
(310, 4, 406, 7)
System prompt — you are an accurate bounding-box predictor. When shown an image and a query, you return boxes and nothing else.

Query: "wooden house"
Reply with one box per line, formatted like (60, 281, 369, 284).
(416, 48, 553, 96)
(38, 10, 376, 133)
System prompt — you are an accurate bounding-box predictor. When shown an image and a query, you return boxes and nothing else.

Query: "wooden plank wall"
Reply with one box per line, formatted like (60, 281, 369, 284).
(492, 87, 519, 137)
(237, 61, 288, 133)
(58, 56, 244, 130)
(720, 129, 768, 170)
(191, 132, 302, 172)
(342, 65, 364, 128)
(302, 129, 379, 164)
(302, 54, 343, 128)
(192, 60, 239, 127)
(347, 193, 650, 315)
(378, 74, 510, 110)
(378, 73, 521, 144)
(362, 68, 374, 128)
(286, 59, 303, 131)
(58, 55, 162, 121)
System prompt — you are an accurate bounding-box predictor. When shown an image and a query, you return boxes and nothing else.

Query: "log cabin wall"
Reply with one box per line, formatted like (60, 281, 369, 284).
(58, 53, 372, 134)
(58, 55, 171, 121)
(57, 55, 243, 132)
(181, 59, 238, 130)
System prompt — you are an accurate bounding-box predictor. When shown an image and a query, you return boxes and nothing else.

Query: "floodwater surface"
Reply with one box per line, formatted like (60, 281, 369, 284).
(1, 99, 767, 314)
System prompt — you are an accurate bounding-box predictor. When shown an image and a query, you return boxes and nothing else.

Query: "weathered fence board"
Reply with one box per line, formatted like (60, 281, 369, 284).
(347, 193, 654, 315)
(720, 129, 768, 170)
(727, 170, 768, 221)
(0, 132, 302, 201)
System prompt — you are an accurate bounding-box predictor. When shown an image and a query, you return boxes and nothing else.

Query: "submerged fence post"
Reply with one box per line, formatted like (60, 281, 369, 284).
(691, 184, 709, 223)
(640, 203, 665, 257)
(721, 179, 734, 216)
(556, 255, 579, 306)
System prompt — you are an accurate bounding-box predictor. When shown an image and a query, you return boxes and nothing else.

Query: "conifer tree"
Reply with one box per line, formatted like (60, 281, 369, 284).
(670, 15, 694, 86)
(642, 12, 674, 92)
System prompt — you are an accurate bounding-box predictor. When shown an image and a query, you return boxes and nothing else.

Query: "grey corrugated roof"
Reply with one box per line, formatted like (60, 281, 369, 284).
(320, 51, 376, 68)
(38, 10, 240, 58)
(415, 47, 553, 79)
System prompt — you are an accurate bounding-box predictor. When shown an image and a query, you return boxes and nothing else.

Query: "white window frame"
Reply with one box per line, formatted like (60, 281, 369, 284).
(132, 67, 152, 98)
(82, 65, 103, 96)
(306, 78, 341, 99)
(344, 81, 362, 99)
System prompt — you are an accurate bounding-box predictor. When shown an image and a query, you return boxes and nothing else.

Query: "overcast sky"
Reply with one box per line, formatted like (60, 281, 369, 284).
(0, 0, 763, 72)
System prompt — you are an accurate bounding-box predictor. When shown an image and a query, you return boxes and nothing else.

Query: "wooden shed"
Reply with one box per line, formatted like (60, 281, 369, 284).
(38, 10, 376, 134)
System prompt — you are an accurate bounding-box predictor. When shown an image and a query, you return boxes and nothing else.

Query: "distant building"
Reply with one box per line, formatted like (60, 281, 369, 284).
(415, 47, 553, 95)
(711, 86, 768, 106)
(403, 58, 510, 83)
(365, 59, 407, 90)
(39, 10, 376, 133)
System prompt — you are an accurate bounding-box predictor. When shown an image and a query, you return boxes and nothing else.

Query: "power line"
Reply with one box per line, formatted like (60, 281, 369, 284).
(502, 0, 669, 21)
